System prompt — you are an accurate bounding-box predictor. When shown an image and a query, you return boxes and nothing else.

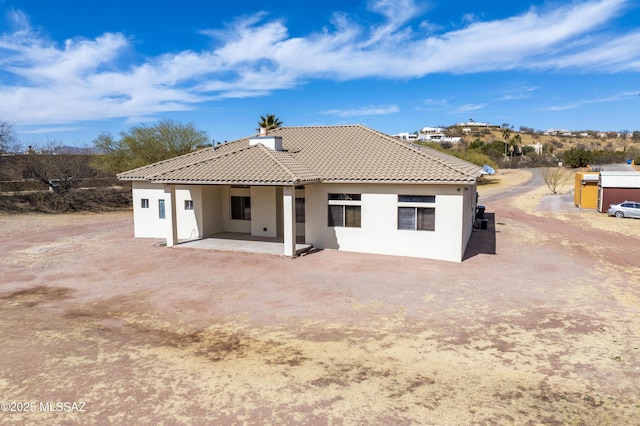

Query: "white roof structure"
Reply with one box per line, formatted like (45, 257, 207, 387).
(599, 171, 640, 188)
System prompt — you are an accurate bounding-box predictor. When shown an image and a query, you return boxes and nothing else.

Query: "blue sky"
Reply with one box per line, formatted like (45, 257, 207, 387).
(1, 0, 639, 147)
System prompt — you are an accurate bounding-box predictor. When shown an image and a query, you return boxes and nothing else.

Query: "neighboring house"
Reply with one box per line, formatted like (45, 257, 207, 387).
(393, 132, 419, 141)
(118, 125, 483, 262)
(394, 128, 460, 143)
(417, 133, 461, 143)
(454, 121, 491, 128)
(420, 127, 445, 134)
(598, 171, 640, 212)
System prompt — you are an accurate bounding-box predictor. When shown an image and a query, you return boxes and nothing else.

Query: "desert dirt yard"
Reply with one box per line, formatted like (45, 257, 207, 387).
(1, 169, 640, 425)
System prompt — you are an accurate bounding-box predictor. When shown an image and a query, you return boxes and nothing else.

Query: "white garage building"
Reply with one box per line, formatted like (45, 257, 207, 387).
(118, 125, 483, 262)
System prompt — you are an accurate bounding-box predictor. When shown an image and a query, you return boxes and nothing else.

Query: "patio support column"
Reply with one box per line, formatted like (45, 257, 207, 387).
(164, 184, 178, 247)
(283, 186, 296, 257)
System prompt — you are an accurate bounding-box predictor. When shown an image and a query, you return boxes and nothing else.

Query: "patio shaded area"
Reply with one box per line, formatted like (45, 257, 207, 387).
(177, 232, 313, 256)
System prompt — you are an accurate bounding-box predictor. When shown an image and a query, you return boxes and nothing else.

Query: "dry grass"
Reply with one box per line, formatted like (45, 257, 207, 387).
(1, 171, 640, 424)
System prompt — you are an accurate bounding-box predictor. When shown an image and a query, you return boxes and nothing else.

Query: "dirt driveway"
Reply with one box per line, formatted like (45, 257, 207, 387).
(1, 171, 640, 425)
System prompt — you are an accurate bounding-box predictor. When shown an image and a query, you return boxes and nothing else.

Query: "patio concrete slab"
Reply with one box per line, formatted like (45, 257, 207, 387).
(177, 233, 312, 256)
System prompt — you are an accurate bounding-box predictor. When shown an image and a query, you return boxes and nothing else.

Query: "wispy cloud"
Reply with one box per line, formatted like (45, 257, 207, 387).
(19, 126, 83, 134)
(0, 0, 636, 126)
(320, 104, 399, 117)
(541, 91, 639, 111)
(498, 83, 539, 101)
(415, 97, 453, 112)
(454, 103, 486, 113)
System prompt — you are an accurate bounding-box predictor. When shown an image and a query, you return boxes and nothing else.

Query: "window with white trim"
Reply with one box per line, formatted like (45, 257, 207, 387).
(184, 200, 194, 210)
(141, 198, 149, 209)
(397, 195, 435, 231)
(231, 196, 251, 220)
(328, 193, 361, 227)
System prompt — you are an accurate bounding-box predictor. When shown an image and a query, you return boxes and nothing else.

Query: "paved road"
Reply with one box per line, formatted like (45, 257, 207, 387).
(480, 163, 636, 209)
(478, 168, 543, 205)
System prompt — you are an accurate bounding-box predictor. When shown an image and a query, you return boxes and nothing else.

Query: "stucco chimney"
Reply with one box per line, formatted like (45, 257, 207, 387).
(250, 135, 283, 151)
(259, 127, 268, 136)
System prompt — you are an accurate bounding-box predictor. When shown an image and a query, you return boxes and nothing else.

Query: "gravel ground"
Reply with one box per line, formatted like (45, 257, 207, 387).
(1, 170, 640, 425)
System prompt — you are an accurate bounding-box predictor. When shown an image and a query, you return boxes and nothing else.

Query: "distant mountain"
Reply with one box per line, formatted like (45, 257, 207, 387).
(52, 145, 103, 155)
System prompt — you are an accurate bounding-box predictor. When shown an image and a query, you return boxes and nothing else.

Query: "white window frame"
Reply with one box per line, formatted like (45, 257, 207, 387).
(397, 195, 436, 231)
(141, 198, 149, 209)
(184, 200, 194, 210)
(328, 194, 361, 228)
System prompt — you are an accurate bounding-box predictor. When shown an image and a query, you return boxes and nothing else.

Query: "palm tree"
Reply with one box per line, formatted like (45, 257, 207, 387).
(257, 114, 283, 134)
(502, 128, 512, 156)
(511, 134, 522, 156)
(502, 127, 512, 142)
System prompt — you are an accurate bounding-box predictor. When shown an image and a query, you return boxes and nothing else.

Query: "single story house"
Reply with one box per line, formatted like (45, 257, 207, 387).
(117, 125, 484, 262)
(598, 171, 640, 212)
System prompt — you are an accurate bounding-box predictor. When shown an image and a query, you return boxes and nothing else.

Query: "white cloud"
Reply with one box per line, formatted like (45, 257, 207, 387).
(454, 103, 486, 113)
(0, 0, 636, 127)
(20, 126, 82, 134)
(533, 32, 640, 72)
(541, 91, 639, 111)
(320, 105, 400, 117)
(498, 83, 539, 101)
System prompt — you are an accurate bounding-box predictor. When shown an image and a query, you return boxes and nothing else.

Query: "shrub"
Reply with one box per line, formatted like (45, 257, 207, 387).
(563, 148, 594, 168)
(542, 167, 571, 194)
(0, 187, 132, 213)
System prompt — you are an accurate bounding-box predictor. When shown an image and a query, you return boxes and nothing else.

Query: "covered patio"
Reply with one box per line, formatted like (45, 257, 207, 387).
(176, 232, 313, 256)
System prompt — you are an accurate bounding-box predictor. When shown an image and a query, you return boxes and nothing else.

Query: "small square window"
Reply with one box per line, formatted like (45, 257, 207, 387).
(398, 195, 435, 203)
(185, 200, 194, 210)
(141, 199, 149, 209)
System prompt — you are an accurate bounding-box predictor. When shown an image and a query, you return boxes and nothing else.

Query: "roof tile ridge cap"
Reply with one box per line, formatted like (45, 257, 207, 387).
(255, 143, 310, 182)
(150, 144, 252, 179)
(277, 124, 354, 130)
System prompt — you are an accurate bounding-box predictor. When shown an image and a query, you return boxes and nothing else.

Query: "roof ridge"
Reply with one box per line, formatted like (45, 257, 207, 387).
(281, 124, 358, 128)
(254, 143, 314, 184)
(255, 144, 296, 179)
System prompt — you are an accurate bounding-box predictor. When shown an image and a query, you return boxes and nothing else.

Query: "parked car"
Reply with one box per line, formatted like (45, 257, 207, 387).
(607, 201, 640, 218)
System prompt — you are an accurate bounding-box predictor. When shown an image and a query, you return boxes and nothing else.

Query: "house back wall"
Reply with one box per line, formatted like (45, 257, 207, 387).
(305, 182, 472, 262)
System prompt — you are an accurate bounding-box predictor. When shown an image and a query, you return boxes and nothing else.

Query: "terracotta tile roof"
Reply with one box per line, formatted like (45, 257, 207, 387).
(118, 124, 482, 184)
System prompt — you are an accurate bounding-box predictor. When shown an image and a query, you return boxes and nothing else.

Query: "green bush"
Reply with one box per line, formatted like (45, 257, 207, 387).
(450, 150, 498, 170)
(563, 148, 594, 168)
(634, 155, 640, 165)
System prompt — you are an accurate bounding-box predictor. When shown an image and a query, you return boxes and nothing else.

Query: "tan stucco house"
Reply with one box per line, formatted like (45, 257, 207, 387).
(117, 124, 483, 262)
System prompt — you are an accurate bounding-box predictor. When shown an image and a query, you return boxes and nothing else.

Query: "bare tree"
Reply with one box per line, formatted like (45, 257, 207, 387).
(0, 120, 20, 154)
(541, 167, 570, 195)
(22, 143, 94, 193)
